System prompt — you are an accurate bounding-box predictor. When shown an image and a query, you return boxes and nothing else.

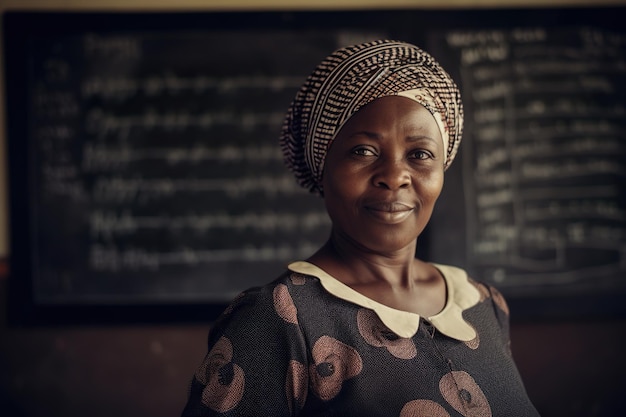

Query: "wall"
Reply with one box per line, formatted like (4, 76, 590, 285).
(1, 1, 626, 417)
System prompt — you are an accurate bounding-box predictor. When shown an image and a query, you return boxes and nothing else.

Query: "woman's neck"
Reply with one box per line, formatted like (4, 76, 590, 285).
(307, 233, 446, 316)
(308, 231, 422, 289)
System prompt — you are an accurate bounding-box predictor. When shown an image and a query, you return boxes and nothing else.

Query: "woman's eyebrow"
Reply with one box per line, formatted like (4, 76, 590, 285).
(406, 135, 440, 144)
(406, 133, 437, 140)
(347, 131, 435, 140)
(345, 130, 382, 140)
(344, 131, 440, 145)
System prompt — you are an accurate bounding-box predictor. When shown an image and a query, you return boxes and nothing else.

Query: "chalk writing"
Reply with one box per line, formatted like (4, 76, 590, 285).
(82, 74, 304, 99)
(84, 109, 287, 138)
(444, 25, 626, 293)
(90, 210, 330, 238)
(82, 144, 283, 171)
(24, 28, 344, 302)
(89, 242, 321, 272)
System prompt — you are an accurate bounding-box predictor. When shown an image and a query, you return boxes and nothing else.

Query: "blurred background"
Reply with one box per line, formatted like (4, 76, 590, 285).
(1, 1, 625, 416)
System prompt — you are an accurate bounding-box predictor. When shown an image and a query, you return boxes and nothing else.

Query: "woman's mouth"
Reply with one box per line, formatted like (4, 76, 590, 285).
(364, 202, 415, 223)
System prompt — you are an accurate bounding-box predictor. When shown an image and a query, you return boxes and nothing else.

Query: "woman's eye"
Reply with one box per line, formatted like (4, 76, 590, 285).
(410, 150, 433, 160)
(352, 147, 376, 156)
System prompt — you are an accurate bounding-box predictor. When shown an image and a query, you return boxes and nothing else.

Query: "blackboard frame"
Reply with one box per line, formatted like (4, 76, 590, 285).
(4, 7, 625, 325)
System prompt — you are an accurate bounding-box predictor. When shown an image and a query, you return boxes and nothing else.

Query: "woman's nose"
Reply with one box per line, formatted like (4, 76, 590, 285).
(373, 158, 411, 190)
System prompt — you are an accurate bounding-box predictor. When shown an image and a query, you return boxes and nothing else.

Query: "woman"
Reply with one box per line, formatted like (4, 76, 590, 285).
(181, 40, 539, 417)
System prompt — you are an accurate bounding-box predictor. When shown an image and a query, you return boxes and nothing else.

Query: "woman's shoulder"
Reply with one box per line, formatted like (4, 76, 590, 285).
(432, 262, 505, 297)
(232, 267, 318, 299)
(434, 264, 512, 340)
(211, 268, 321, 325)
(431, 262, 510, 317)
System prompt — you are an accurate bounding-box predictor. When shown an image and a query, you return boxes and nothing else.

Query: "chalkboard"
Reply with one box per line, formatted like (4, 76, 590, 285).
(427, 21, 626, 319)
(4, 8, 625, 324)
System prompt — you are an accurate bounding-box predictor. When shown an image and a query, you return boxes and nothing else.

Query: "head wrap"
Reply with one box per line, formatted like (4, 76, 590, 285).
(280, 39, 464, 196)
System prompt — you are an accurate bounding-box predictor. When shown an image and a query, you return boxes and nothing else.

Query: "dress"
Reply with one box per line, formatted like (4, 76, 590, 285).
(181, 261, 540, 417)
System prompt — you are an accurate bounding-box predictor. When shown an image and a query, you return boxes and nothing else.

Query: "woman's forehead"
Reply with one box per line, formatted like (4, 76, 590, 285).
(336, 97, 444, 141)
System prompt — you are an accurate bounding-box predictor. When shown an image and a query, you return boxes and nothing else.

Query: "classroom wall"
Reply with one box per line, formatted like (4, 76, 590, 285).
(1, 1, 625, 417)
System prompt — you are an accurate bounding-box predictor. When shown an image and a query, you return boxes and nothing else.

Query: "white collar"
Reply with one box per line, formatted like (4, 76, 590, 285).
(287, 261, 480, 341)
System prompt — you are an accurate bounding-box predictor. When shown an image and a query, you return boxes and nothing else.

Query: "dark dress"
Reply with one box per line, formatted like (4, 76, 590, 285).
(181, 261, 540, 417)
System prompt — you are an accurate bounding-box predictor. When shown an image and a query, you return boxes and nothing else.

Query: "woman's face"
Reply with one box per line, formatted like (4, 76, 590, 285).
(321, 96, 445, 253)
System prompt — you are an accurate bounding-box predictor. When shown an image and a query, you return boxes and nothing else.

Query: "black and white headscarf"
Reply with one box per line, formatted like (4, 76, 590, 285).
(280, 40, 464, 196)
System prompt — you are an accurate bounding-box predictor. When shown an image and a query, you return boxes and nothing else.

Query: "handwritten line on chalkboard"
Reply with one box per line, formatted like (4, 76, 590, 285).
(511, 121, 623, 140)
(524, 200, 625, 222)
(470, 60, 626, 84)
(475, 141, 624, 174)
(82, 75, 305, 99)
(490, 263, 624, 286)
(512, 137, 623, 159)
(516, 102, 626, 119)
(88, 243, 321, 272)
(89, 210, 331, 238)
(518, 185, 622, 200)
(475, 185, 620, 208)
(82, 144, 283, 171)
(471, 70, 624, 101)
(474, 225, 622, 253)
(473, 125, 624, 146)
(474, 171, 512, 188)
(92, 175, 304, 201)
(519, 159, 625, 180)
(85, 109, 287, 138)
(558, 119, 621, 134)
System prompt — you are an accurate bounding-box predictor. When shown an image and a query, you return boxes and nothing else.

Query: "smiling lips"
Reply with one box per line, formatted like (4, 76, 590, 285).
(364, 201, 415, 223)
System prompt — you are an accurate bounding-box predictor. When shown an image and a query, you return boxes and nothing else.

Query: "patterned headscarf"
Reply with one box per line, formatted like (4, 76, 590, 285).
(280, 39, 464, 196)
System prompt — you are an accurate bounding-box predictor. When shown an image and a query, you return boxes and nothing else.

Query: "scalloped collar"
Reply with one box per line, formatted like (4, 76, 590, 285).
(287, 261, 480, 341)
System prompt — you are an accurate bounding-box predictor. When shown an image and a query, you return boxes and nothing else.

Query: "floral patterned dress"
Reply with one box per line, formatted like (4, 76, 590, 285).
(181, 261, 540, 417)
